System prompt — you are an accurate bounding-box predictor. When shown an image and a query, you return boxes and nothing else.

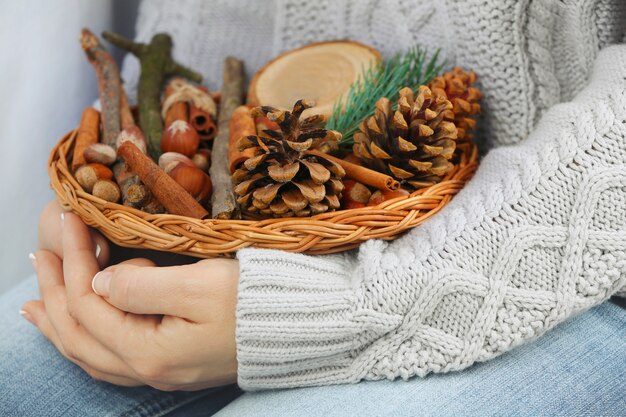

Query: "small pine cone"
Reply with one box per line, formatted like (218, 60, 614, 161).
(232, 100, 345, 217)
(428, 67, 481, 144)
(353, 86, 458, 189)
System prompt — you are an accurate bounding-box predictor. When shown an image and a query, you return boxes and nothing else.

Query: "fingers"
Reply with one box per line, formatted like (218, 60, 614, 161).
(38, 200, 109, 268)
(92, 262, 210, 320)
(38, 201, 64, 254)
(60, 213, 147, 355)
(22, 300, 142, 387)
(90, 230, 111, 268)
(31, 250, 143, 379)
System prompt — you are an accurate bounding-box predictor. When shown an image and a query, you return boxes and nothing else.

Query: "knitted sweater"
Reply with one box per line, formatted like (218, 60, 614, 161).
(122, 0, 626, 390)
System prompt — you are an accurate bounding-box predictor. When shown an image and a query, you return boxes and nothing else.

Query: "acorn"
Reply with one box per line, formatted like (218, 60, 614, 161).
(161, 120, 200, 157)
(192, 149, 212, 172)
(367, 189, 410, 206)
(158, 152, 195, 174)
(83, 143, 117, 166)
(75, 163, 113, 193)
(92, 179, 121, 203)
(168, 164, 213, 204)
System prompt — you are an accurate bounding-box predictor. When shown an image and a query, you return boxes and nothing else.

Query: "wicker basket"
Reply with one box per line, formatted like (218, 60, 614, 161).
(49, 129, 478, 257)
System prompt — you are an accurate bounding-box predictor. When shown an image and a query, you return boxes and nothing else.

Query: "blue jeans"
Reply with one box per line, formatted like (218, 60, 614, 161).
(1, 276, 624, 416)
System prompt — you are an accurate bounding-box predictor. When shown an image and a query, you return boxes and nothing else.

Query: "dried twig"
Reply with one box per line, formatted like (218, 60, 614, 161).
(210, 57, 244, 219)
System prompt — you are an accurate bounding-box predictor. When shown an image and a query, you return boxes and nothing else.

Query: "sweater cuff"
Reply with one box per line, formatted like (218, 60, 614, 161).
(235, 249, 401, 390)
(235, 249, 358, 390)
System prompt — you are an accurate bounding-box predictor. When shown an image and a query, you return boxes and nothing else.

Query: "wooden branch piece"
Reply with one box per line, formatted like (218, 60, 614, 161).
(102, 31, 202, 159)
(72, 108, 100, 172)
(118, 141, 209, 218)
(80, 29, 121, 147)
(248, 41, 381, 118)
(119, 85, 135, 129)
(112, 161, 149, 207)
(307, 150, 400, 191)
(210, 57, 244, 219)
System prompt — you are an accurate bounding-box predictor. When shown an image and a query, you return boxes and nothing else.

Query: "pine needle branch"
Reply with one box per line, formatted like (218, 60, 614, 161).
(327, 46, 443, 146)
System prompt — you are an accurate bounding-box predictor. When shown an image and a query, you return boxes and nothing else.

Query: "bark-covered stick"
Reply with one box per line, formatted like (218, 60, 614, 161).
(114, 86, 164, 213)
(102, 31, 202, 160)
(210, 57, 245, 219)
(118, 141, 209, 219)
(112, 161, 148, 207)
(71, 108, 100, 172)
(80, 29, 121, 147)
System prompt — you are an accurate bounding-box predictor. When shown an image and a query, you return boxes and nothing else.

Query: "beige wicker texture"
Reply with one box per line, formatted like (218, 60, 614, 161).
(49, 130, 478, 257)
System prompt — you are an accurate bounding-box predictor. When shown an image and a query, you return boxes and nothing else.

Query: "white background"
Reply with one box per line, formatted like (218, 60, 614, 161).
(0, 0, 138, 294)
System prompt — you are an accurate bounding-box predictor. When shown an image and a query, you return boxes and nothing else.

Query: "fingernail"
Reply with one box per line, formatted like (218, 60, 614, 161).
(28, 253, 37, 271)
(19, 309, 35, 325)
(92, 271, 112, 296)
(95, 244, 101, 259)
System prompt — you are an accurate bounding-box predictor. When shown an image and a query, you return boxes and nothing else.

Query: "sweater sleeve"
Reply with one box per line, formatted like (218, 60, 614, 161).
(235, 45, 626, 391)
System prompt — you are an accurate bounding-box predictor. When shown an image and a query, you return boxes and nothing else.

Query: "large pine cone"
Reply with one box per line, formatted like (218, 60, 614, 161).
(232, 100, 345, 217)
(353, 86, 458, 189)
(428, 67, 481, 144)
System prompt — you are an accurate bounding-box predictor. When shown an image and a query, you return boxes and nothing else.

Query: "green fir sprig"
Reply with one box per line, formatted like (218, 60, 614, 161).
(328, 46, 443, 146)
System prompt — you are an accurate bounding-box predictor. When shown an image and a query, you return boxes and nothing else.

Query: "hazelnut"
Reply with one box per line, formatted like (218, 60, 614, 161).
(75, 163, 113, 193)
(92, 179, 121, 203)
(158, 152, 195, 174)
(161, 120, 200, 157)
(83, 143, 116, 166)
(168, 164, 212, 204)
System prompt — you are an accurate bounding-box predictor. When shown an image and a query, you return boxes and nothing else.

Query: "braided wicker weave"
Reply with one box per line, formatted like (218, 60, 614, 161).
(49, 129, 478, 257)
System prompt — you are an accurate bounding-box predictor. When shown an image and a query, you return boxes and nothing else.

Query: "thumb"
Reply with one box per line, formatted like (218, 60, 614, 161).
(91, 262, 207, 319)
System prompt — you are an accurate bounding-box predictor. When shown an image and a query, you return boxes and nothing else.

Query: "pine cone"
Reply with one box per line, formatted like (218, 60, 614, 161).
(233, 100, 345, 217)
(428, 67, 481, 143)
(353, 86, 458, 189)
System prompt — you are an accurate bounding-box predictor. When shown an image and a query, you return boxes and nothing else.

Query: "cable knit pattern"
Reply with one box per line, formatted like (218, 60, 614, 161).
(124, 0, 625, 147)
(121, 0, 280, 96)
(121, 0, 626, 390)
(236, 46, 626, 390)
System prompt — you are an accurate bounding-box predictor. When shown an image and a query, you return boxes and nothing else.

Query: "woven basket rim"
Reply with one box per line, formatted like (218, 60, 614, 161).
(49, 129, 478, 256)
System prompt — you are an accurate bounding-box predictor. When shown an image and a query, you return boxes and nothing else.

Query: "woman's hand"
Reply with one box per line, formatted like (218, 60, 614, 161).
(21, 201, 239, 390)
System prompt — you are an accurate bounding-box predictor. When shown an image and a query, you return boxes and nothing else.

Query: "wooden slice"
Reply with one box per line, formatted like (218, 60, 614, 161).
(248, 41, 381, 118)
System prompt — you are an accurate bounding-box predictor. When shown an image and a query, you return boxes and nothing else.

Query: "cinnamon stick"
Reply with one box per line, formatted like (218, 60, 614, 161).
(190, 105, 217, 141)
(72, 108, 100, 172)
(118, 141, 209, 218)
(113, 85, 159, 211)
(163, 82, 190, 126)
(80, 29, 121, 147)
(163, 79, 218, 141)
(307, 150, 400, 191)
(228, 106, 257, 174)
(165, 101, 189, 126)
(210, 57, 244, 219)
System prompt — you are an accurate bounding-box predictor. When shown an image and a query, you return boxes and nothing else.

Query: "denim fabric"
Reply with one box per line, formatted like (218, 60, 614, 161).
(0, 276, 240, 417)
(218, 300, 626, 417)
(1, 276, 624, 417)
